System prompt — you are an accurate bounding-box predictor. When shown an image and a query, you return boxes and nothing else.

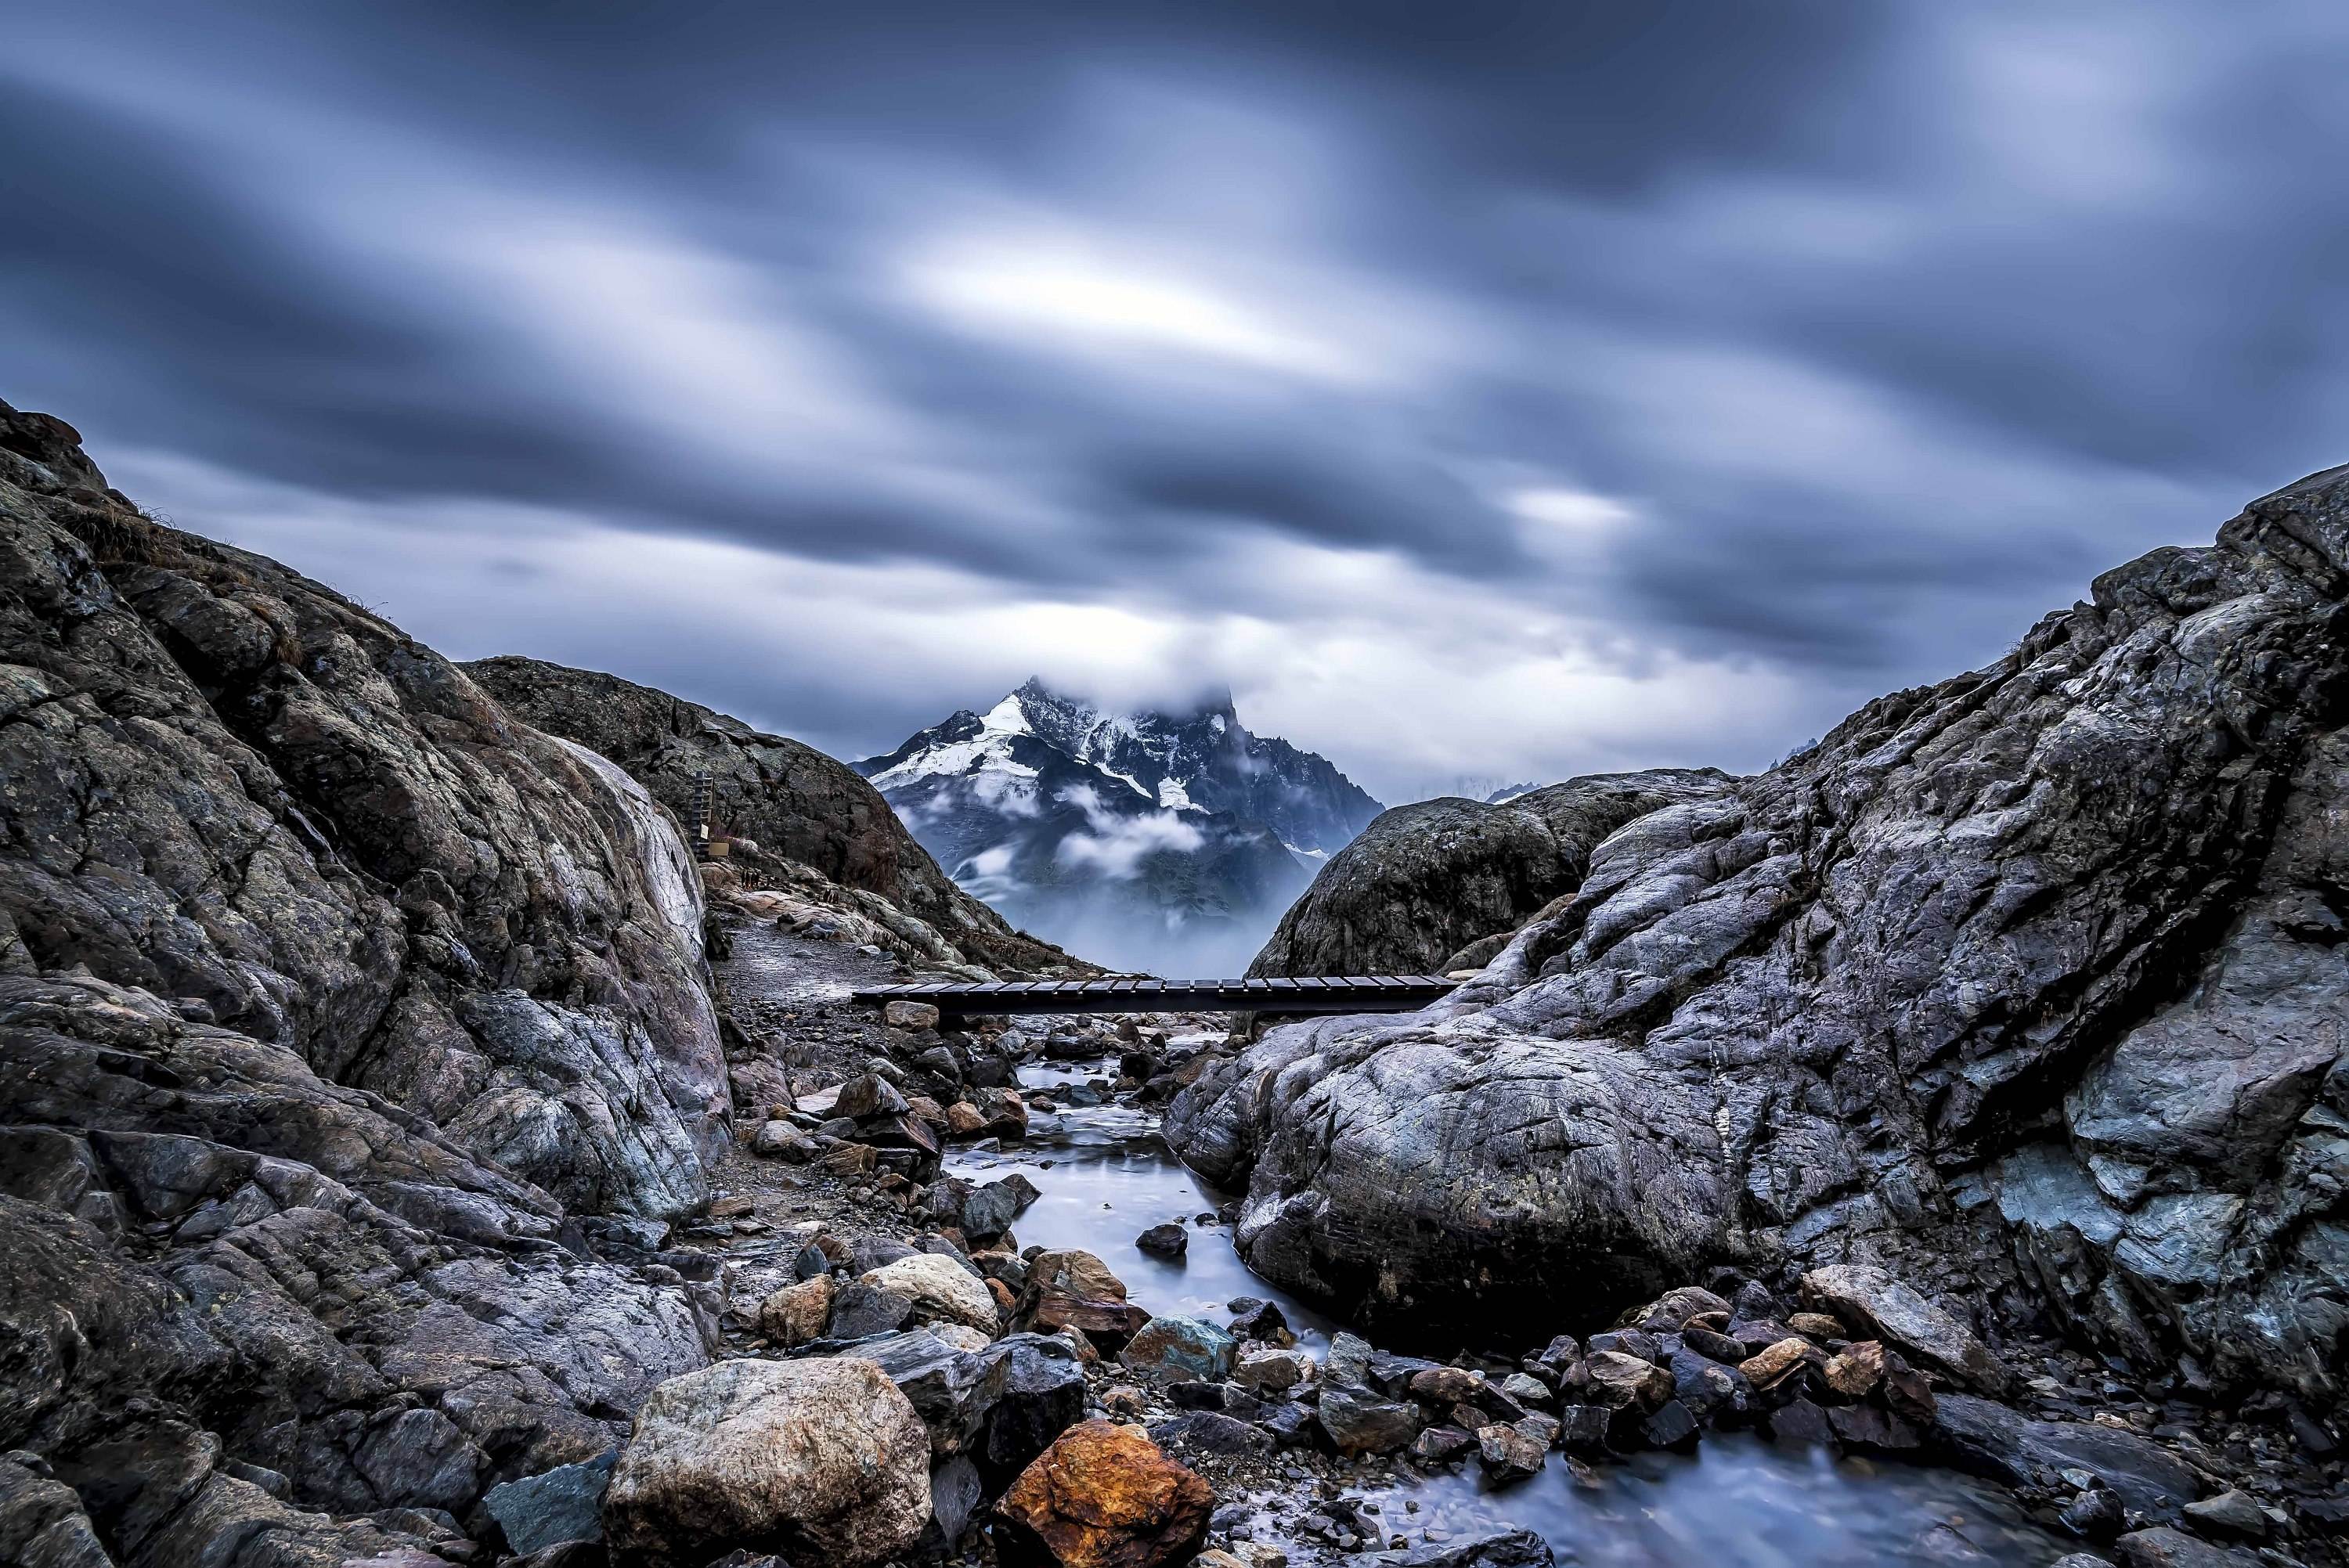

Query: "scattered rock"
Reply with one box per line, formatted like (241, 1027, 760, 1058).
(929, 1454, 984, 1551)
(1120, 1317, 1239, 1386)
(1149, 1411, 1273, 1456)
(2113, 1527, 2264, 1567)
(1226, 1299, 1290, 1342)
(1821, 1340, 1885, 1399)
(1763, 1398, 1835, 1449)
(1799, 1267, 2009, 1395)
(1409, 1425, 1476, 1465)
(837, 1073, 912, 1121)
(1474, 1422, 1546, 1483)
(1736, 1338, 1820, 1390)
(1232, 1350, 1312, 1395)
(750, 1120, 817, 1162)
(974, 1334, 1091, 1482)
(1583, 1352, 1673, 1412)
(2059, 1486, 2127, 1542)
(829, 1281, 917, 1339)
(1316, 1387, 1423, 1456)
(2181, 1491, 2268, 1544)
(1362, 1527, 1556, 1568)
(1136, 1224, 1189, 1260)
(885, 1000, 943, 1030)
(760, 1275, 838, 1346)
(1639, 1400, 1701, 1451)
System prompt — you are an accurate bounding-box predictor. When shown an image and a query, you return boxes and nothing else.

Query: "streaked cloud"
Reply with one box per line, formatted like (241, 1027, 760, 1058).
(3, 0, 2343, 804)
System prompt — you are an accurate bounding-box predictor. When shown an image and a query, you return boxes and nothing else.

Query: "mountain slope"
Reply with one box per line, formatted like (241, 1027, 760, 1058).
(857, 679, 1381, 974)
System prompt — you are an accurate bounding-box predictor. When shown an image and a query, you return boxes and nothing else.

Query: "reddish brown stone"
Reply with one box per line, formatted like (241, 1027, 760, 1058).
(996, 1419, 1213, 1568)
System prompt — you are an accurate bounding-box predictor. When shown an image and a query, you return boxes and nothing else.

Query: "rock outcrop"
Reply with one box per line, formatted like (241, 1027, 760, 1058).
(1245, 770, 1734, 980)
(465, 655, 1068, 973)
(1171, 464, 2349, 1403)
(0, 401, 798, 1566)
(1, 402, 725, 1217)
(0, 975, 719, 1565)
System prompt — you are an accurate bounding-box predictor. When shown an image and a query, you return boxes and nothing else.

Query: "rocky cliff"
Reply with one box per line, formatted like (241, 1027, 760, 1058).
(0, 403, 727, 1219)
(463, 656, 1069, 975)
(0, 399, 747, 1568)
(1171, 465, 2349, 1405)
(1247, 770, 1735, 979)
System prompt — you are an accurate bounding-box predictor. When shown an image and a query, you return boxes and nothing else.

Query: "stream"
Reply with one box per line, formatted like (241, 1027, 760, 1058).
(947, 1044, 2082, 1568)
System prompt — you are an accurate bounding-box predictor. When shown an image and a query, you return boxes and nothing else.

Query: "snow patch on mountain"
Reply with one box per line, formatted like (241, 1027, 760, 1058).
(854, 676, 1383, 973)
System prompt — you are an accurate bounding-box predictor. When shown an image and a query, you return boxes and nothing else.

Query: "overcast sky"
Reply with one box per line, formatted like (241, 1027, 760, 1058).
(6, 2, 2345, 803)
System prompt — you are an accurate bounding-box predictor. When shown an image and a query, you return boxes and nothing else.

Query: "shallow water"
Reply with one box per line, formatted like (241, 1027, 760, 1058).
(946, 1054, 2076, 1568)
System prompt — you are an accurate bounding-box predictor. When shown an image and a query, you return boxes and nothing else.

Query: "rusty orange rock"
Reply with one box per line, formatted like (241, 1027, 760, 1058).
(996, 1419, 1212, 1568)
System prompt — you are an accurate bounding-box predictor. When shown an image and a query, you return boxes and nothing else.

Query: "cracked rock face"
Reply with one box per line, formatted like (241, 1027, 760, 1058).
(0, 400, 724, 1219)
(0, 975, 716, 1566)
(0, 402, 751, 1565)
(1247, 770, 1736, 980)
(1171, 465, 2349, 1400)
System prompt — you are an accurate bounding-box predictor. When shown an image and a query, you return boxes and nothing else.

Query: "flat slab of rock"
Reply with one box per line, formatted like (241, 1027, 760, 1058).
(604, 1357, 929, 1566)
(1363, 1527, 1556, 1568)
(2113, 1527, 2266, 1567)
(1932, 1395, 2198, 1520)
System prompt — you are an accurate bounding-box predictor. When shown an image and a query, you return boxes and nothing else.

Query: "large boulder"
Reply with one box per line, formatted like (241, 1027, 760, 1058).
(1247, 771, 1733, 979)
(604, 1358, 929, 1566)
(995, 1420, 1211, 1568)
(1167, 463, 2349, 1402)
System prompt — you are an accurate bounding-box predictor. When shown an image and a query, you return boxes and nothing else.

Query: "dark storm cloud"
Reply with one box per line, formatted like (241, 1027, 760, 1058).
(4, 1, 2344, 798)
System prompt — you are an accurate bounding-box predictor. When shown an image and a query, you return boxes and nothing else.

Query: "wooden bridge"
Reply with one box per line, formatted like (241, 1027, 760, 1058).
(853, 975, 1457, 1017)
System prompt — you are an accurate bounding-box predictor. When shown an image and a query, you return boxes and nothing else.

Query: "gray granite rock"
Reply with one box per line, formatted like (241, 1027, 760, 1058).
(484, 1450, 617, 1554)
(1171, 464, 2349, 1400)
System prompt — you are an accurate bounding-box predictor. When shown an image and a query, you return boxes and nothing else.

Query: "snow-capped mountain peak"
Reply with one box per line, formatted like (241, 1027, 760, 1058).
(853, 677, 1382, 973)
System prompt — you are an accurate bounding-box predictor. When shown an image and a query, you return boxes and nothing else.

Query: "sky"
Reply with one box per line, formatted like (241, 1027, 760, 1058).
(5, 1, 2347, 805)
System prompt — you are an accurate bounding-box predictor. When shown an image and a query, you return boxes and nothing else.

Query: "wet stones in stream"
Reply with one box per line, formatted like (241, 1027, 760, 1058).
(1136, 1221, 1189, 1259)
(712, 1023, 2336, 1567)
